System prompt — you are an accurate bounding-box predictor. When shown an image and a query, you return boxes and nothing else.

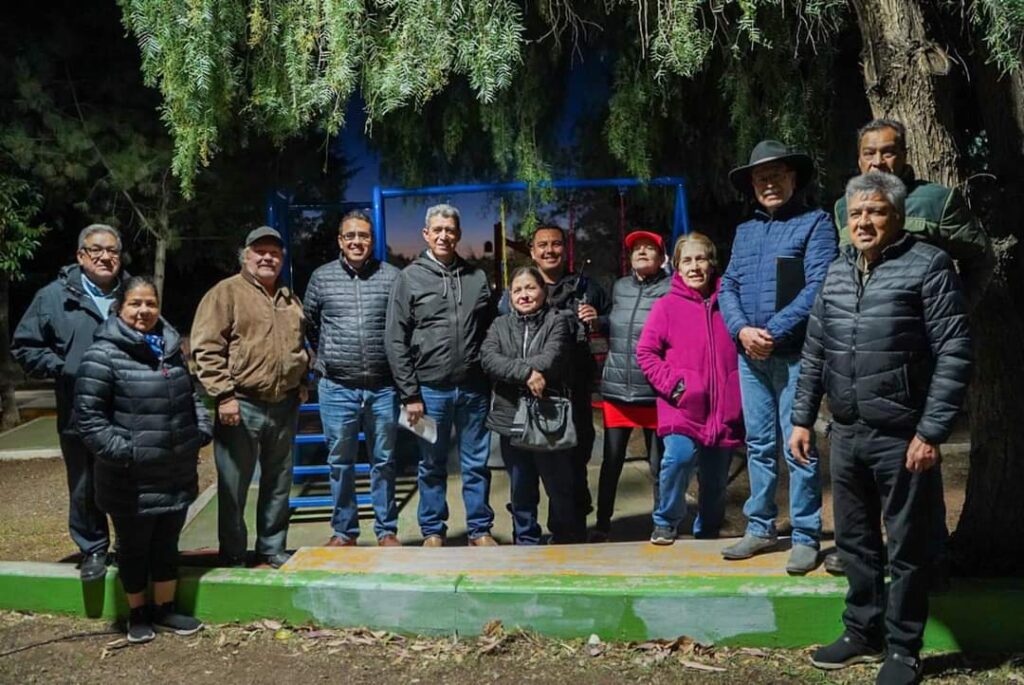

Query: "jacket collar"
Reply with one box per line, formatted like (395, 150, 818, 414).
(631, 266, 669, 287)
(240, 267, 291, 299)
(95, 315, 182, 362)
(840, 231, 913, 266)
(670, 272, 720, 303)
(752, 194, 812, 222)
(340, 256, 378, 278)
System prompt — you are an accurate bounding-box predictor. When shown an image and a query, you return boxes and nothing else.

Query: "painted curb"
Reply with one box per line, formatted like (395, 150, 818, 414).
(1, 561, 1022, 652)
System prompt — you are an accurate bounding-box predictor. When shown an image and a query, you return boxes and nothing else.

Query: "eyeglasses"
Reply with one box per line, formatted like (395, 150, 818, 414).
(81, 246, 121, 258)
(340, 232, 372, 242)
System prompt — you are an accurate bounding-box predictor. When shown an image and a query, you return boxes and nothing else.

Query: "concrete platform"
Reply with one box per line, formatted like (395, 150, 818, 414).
(1, 541, 1022, 653)
(0, 416, 60, 459)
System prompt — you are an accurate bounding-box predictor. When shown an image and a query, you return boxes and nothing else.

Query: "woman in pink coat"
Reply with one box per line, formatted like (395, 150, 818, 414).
(636, 232, 745, 545)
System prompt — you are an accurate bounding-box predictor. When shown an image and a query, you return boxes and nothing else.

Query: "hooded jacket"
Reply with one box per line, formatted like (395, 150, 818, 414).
(791, 238, 972, 443)
(74, 316, 212, 516)
(719, 200, 837, 354)
(12, 264, 126, 433)
(304, 257, 399, 388)
(600, 268, 670, 404)
(480, 306, 571, 435)
(385, 251, 494, 402)
(636, 274, 745, 447)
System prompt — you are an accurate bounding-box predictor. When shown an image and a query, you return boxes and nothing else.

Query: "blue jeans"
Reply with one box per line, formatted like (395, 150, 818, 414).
(653, 434, 732, 537)
(318, 378, 399, 540)
(738, 354, 822, 548)
(417, 384, 494, 539)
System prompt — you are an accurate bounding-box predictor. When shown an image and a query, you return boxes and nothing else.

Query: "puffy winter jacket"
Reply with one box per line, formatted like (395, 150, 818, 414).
(791, 237, 972, 443)
(75, 316, 212, 516)
(304, 257, 399, 388)
(386, 251, 494, 402)
(480, 306, 572, 435)
(719, 200, 838, 353)
(636, 275, 745, 447)
(12, 265, 126, 433)
(600, 269, 670, 404)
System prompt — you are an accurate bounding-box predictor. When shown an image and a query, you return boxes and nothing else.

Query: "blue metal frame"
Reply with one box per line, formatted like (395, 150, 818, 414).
(268, 176, 692, 511)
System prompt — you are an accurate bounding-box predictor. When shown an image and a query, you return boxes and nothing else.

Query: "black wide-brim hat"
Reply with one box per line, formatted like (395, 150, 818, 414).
(728, 139, 816, 195)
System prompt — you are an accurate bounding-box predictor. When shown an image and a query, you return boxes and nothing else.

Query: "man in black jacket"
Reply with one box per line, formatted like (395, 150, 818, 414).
(386, 203, 496, 547)
(790, 173, 972, 685)
(510, 225, 610, 527)
(12, 224, 126, 581)
(305, 210, 401, 547)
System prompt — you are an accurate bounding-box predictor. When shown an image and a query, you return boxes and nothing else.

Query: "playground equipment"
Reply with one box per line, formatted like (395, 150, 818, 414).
(265, 177, 692, 511)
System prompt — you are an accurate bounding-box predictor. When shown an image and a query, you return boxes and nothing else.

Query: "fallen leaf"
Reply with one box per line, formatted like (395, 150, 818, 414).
(274, 629, 293, 640)
(739, 647, 769, 658)
(679, 659, 726, 673)
(587, 633, 605, 657)
(261, 619, 283, 631)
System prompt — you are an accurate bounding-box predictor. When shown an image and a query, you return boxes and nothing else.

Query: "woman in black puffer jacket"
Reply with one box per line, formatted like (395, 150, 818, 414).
(75, 275, 211, 644)
(481, 266, 583, 545)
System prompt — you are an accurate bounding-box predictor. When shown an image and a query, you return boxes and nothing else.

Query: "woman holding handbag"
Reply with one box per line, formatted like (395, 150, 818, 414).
(481, 266, 585, 544)
(636, 233, 745, 545)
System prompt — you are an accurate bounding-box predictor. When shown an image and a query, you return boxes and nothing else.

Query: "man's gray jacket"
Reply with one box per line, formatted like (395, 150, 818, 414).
(304, 257, 400, 389)
(386, 251, 493, 403)
(791, 237, 972, 444)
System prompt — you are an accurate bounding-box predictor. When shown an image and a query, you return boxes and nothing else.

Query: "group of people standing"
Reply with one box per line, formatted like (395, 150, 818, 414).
(11, 117, 986, 683)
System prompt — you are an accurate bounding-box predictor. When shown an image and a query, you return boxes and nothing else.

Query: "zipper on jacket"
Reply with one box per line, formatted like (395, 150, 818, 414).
(624, 280, 645, 396)
(355, 276, 367, 382)
(705, 298, 718, 441)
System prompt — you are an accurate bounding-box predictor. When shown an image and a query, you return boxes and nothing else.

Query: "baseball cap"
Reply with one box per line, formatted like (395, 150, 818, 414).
(624, 230, 664, 252)
(245, 226, 284, 247)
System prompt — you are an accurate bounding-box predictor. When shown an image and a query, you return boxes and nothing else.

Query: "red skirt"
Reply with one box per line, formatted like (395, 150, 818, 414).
(602, 399, 658, 429)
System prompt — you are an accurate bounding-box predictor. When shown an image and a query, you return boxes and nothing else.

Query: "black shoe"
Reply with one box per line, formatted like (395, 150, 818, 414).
(219, 553, 246, 568)
(152, 602, 204, 636)
(260, 552, 292, 569)
(876, 652, 921, 685)
(823, 552, 846, 575)
(126, 606, 155, 644)
(810, 633, 885, 670)
(79, 552, 108, 582)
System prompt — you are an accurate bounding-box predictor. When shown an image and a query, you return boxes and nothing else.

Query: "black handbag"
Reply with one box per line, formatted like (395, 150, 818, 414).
(510, 394, 577, 452)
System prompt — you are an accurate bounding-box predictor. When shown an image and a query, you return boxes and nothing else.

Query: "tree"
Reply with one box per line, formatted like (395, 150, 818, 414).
(107, 0, 1024, 570)
(0, 175, 46, 429)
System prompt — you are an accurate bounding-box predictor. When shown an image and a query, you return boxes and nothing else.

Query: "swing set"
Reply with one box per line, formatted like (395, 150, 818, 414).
(265, 176, 692, 510)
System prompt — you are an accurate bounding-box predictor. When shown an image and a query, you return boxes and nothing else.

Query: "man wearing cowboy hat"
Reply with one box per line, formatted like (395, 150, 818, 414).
(718, 140, 838, 574)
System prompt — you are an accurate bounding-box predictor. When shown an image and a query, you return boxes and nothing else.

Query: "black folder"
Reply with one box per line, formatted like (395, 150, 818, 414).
(776, 256, 805, 310)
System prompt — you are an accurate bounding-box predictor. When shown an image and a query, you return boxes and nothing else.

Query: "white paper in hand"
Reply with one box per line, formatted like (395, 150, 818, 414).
(398, 406, 438, 444)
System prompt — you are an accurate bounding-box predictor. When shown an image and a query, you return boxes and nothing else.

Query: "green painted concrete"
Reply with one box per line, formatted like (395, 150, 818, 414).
(3, 560, 1022, 653)
(0, 417, 59, 451)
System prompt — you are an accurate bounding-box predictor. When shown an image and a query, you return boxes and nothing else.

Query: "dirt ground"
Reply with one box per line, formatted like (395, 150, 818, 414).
(1, 612, 1020, 685)
(0, 447, 216, 562)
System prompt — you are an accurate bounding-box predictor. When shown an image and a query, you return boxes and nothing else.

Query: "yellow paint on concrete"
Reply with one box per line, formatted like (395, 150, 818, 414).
(285, 540, 830, 578)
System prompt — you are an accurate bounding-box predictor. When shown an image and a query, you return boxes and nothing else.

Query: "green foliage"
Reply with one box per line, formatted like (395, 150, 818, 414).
(0, 176, 47, 279)
(971, 0, 1024, 73)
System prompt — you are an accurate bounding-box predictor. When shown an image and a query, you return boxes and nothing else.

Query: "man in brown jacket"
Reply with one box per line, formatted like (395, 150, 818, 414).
(191, 226, 309, 568)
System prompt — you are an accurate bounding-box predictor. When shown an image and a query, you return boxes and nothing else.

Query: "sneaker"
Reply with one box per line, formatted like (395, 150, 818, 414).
(876, 652, 921, 685)
(824, 551, 846, 575)
(152, 602, 204, 636)
(469, 534, 499, 547)
(810, 633, 885, 670)
(721, 533, 779, 560)
(259, 552, 292, 569)
(422, 535, 444, 548)
(786, 544, 820, 575)
(650, 526, 676, 546)
(126, 606, 155, 644)
(325, 535, 357, 547)
(79, 552, 108, 582)
(378, 534, 401, 547)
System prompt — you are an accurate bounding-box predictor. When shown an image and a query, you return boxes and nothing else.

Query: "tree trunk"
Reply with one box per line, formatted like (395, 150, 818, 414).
(851, 0, 961, 186)
(852, 0, 1024, 574)
(0, 272, 22, 431)
(154, 230, 168, 302)
(948, 48, 1024, 574)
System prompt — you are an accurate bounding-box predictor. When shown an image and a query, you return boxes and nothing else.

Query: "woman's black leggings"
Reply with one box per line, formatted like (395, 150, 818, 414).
(111, 510, 187, 594)
(596, 426, 663, 530)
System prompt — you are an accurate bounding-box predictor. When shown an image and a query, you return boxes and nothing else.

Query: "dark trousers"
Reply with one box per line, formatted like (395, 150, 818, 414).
(110, 511, 187, 595)
(214, 395, 300, 558)
(500, 437, 585, 545)
(59, 434, 110, 555)
(830, 422, 938, 656)
(596, 426, 663, 530)
(570, 383, 596, 519)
